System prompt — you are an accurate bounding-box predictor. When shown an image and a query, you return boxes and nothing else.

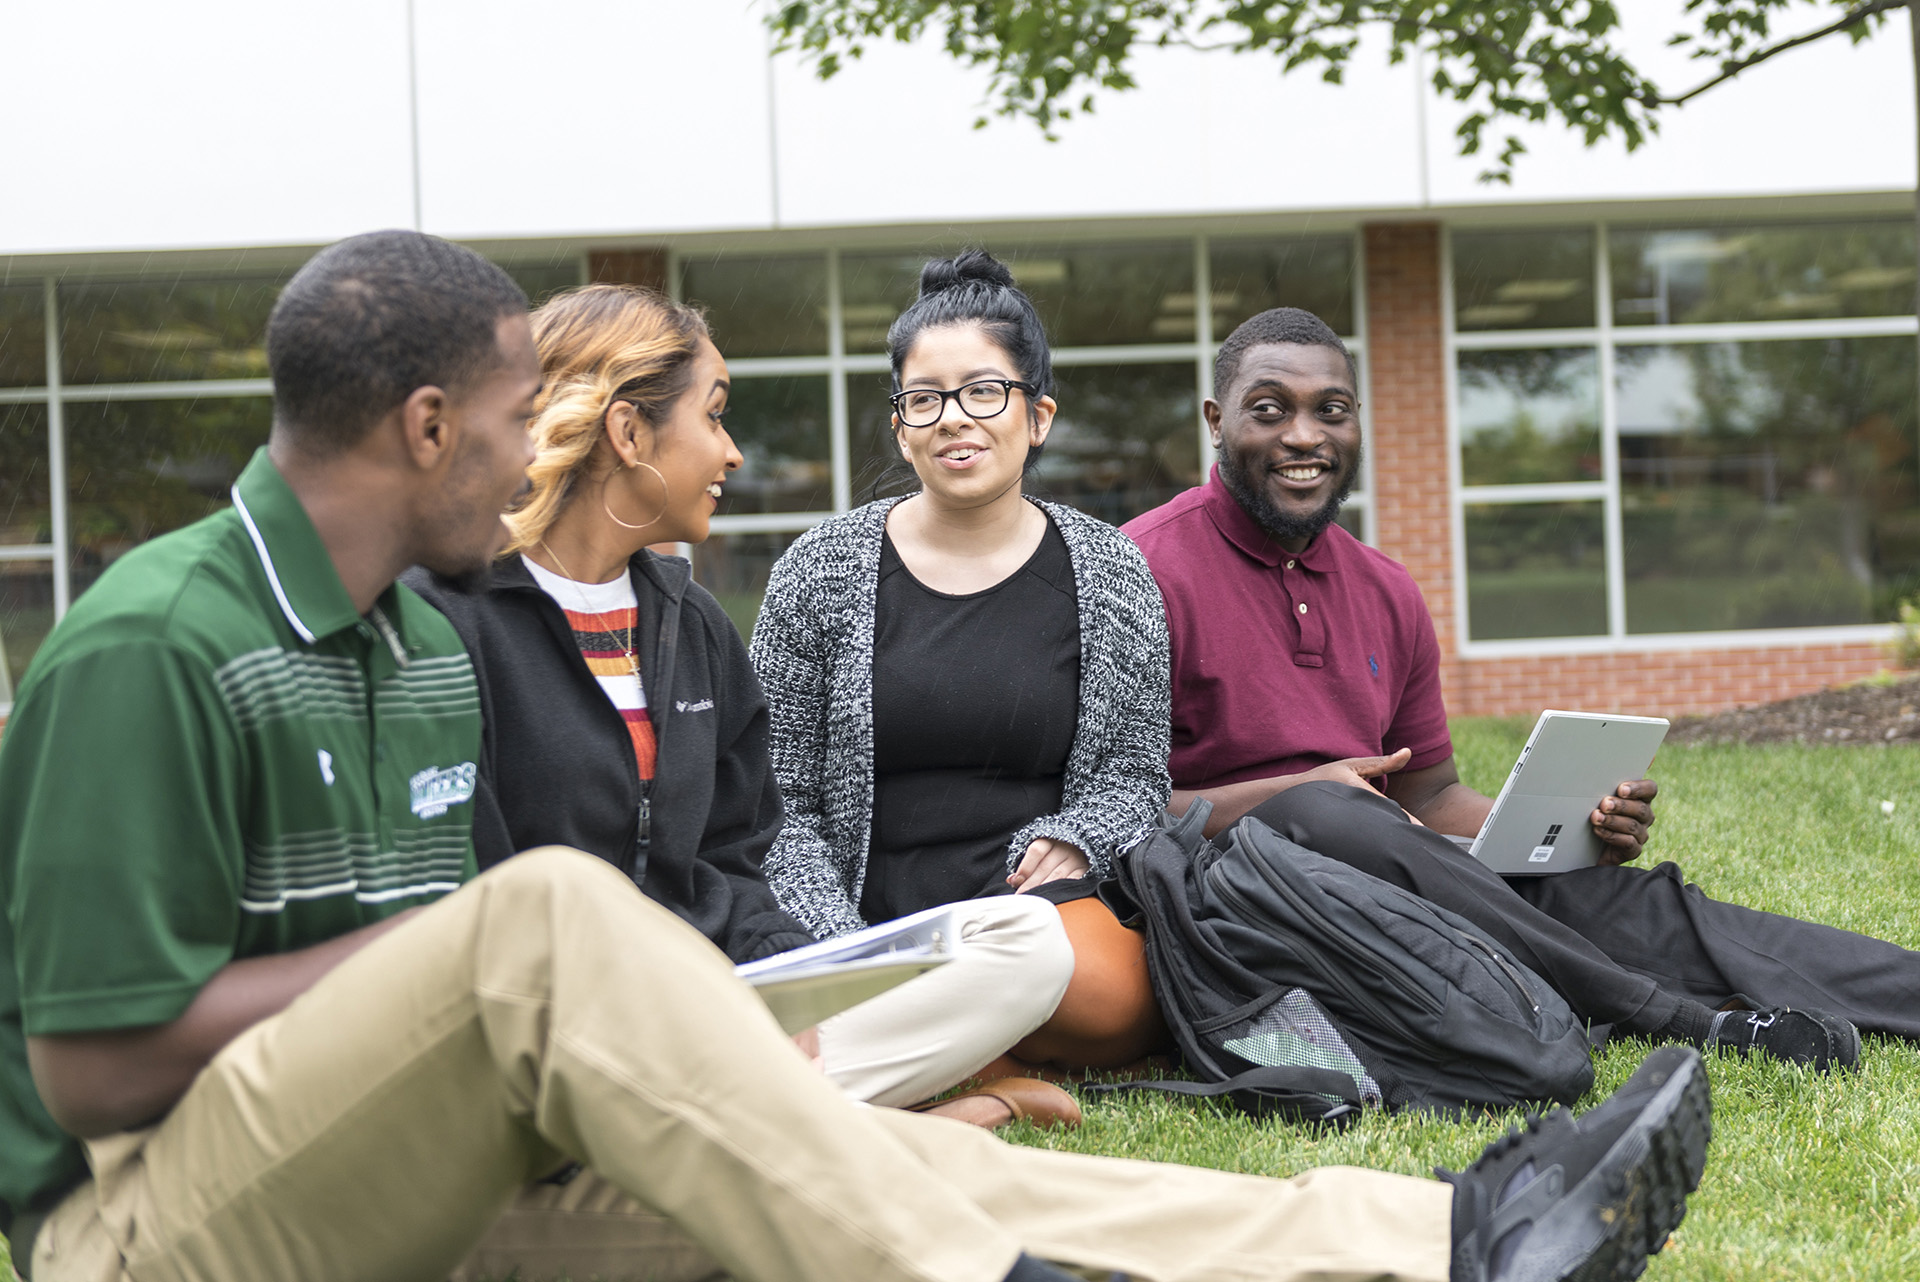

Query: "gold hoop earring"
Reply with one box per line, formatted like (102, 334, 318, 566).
(604, 460, 670, 531)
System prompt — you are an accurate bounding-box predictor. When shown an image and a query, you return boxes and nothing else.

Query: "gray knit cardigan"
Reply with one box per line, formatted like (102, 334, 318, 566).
(750, 496, 1172, 940)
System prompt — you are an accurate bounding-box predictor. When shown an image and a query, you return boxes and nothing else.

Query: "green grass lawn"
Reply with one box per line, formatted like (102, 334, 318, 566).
(7, 721, 1917, 1279)
(1012, 719, 1920, 1280)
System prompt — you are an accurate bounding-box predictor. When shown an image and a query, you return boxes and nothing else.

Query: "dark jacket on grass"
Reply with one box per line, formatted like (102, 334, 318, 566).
(404, 552, 814, 963)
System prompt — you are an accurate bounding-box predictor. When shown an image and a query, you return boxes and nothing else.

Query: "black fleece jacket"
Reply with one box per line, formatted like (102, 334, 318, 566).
(404, 552, 814, 963)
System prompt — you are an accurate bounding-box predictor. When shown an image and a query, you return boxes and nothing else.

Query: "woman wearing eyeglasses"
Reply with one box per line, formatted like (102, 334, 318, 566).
(406, 283, 1080, 1128)
(752, 250, 1174, 1072)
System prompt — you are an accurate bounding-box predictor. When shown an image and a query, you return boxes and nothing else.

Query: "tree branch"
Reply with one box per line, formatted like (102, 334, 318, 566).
(1659, 0, 1905, 106)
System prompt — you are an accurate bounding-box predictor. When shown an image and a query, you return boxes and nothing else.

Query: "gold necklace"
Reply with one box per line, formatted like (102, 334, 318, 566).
(538, 541, 641, 683)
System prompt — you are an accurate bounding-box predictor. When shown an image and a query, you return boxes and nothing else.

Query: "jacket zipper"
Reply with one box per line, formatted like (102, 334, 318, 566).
(1461, 934, 1541, 1016)
(630, 560, 681, 875)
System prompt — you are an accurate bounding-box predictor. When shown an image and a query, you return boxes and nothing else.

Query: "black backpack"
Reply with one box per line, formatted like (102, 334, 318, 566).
(1089, 802, 1595, 1124)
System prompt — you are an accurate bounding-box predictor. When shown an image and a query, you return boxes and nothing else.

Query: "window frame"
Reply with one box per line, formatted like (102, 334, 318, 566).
(676, 230, 1371, 554)
(1, 232, 1369, 712)
(1446, 218, 1920, 656)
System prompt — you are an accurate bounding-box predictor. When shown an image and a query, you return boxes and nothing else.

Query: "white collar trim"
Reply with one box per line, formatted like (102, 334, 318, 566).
(232, 488, 317, 644)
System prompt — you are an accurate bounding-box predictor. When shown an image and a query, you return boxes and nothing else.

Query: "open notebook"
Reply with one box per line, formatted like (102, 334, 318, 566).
(736, 902, 962, 1034)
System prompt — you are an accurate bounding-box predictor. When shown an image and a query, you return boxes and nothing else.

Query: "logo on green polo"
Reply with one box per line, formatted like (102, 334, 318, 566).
(410, 761, 478, 819)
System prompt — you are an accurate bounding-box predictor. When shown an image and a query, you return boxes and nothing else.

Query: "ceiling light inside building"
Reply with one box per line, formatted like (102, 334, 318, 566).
(1494, 279, 1583, 302)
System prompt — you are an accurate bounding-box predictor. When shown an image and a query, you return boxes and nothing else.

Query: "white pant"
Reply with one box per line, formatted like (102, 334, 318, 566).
(817, 896, 1074, 1107)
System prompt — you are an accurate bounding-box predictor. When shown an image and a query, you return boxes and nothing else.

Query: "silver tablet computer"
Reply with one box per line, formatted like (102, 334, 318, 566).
(1467, 710, 1670, 876)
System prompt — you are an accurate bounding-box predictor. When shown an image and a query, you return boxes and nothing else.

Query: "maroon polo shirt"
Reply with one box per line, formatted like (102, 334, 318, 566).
(1122, 468, 1452, 790)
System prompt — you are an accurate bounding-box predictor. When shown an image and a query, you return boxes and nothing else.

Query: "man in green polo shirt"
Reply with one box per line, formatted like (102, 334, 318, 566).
(0, 230, 1710, 1282)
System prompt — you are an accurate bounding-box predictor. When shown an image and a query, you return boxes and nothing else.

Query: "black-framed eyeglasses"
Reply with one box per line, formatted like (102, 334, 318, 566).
(889, 378, 1038, 428)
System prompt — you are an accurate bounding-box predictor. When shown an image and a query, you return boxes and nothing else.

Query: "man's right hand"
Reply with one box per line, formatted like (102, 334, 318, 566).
(1296, 748, 1412, 792)
(1172, 747, 1415, 838)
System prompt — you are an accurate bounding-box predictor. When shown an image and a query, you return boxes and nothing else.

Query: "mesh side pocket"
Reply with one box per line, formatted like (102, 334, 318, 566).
(1220, 990, 1383, 1105)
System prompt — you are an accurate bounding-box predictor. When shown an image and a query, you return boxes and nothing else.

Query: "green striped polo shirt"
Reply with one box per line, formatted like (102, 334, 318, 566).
(0, 448, 482, 1236)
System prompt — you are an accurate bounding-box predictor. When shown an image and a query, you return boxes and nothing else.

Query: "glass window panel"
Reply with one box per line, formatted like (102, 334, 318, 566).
(1610, 220, 1915, 327)
(1208, 236, 1355, 337)
(1334, 504, 1365, 541)
(847, 372, 916, 503)
(689, 529, 807, 639)
(0, 284, 46, 387)
(1, 405, 52, 546)
(842, 242, 1198, 351)
(60, 276, 287, 384)
(66, 397, 272, 597)
(847, 363, 1202, 526)
(717, 376, 832, 516)
(840, 252, 928, 355)
(1457, 348, 1601, 486)
(1005, 243, 1195, 346)
(1453, 228, 1596, 332)
(680, 255, 827, 358)
(0, 563, 56, 701)
(1465, 502, 1608, 640)
(1617, 338, 1919, 633)
(497, 257, 584, 309)
(1032, 362, 1200, 527)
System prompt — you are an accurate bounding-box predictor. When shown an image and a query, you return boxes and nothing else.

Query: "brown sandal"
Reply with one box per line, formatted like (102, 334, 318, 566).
(907, 1076, 1084, 1129)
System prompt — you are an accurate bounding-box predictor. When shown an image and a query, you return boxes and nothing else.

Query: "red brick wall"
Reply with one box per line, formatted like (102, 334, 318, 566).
(1448, 643, 1890, 718)
(1360, 221, 1891, 719)
(1364, 223, 1454, 658)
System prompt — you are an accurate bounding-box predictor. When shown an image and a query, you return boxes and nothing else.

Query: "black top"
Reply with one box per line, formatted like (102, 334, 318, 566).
(403, 554, 815, 964)
(863, 517, 1082, 923)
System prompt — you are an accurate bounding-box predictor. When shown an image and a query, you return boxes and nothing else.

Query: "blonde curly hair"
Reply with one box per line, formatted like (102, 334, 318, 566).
(503, 283, 710, 555)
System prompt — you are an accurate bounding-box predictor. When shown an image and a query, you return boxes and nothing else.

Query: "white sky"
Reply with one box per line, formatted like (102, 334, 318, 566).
(0, 0, 1911, 255)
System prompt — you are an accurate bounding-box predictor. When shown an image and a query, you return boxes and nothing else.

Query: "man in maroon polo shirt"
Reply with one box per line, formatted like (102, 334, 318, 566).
(1123, 306, 1920, 1073)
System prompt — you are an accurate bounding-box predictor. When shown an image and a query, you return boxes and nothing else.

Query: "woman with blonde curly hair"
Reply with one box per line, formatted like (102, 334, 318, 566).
(405, 284, 1079, 1128)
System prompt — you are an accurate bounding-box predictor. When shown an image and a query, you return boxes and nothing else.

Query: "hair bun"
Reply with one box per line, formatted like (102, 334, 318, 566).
(918, 248, 1016, 298)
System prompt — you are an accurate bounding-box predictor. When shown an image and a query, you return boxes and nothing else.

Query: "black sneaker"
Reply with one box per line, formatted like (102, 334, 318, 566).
(1441, 1045, 1711, 1282)
(1703, 1006, 1860, 1073)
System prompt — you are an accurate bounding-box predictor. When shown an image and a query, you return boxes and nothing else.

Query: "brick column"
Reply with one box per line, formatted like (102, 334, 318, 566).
(1362, 224, 1457, 676)
(588, 248, 669, 292)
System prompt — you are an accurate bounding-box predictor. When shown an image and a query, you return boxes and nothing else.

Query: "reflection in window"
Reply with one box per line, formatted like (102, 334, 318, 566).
(844, 243, 1199, 348)
(1, 405, 52, 545)
(847, 374, 914, 503)
(1005, 243, 1195, 346)
(1465, 502, 1607, 640)
(1035, 363, 1200, 527)
(1209, 236, 1355, 337)
(1611, 221, 1914, 327)
(680, 255, 827, 358)
(65, 397, 272, 597)
(0, 564, 55, 700)
(1617, 338, 1919, 633)
(845, 364, 1202, 528)
(719, 377, 833, 515)
(60, 277, 287, 384)
(1458, 348, 1601, 486)
(1453, 229, 1596, 332)
(0, 285, 46, 387)
(690, 529, 806, 639)
(498, 258, 585, 309)
(840, 252, 929, 355)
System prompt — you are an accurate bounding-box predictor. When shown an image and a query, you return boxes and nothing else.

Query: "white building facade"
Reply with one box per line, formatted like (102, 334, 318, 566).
(1, 1, 1914, 713)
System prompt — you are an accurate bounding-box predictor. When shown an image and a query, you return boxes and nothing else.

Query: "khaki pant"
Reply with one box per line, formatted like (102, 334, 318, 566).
(819, 894, 1075, 1107)
(27, 848, 1449, 1282)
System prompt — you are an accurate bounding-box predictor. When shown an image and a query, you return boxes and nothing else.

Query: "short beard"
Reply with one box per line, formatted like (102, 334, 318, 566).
(1218, 442, 1362, 545)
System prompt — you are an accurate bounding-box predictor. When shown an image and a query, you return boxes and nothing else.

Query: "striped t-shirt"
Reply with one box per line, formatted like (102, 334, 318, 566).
(522, 556, 657, 781)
